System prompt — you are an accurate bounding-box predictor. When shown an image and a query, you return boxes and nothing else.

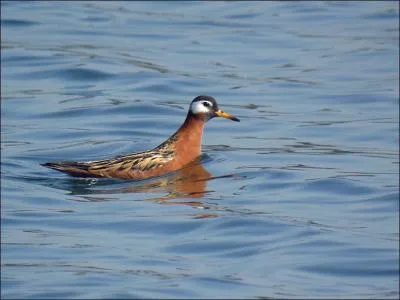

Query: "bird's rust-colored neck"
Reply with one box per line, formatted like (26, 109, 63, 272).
(174, 113, 206, 165)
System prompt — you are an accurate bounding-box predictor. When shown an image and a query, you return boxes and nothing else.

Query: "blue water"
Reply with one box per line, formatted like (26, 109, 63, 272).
(2, 1, 399, 299)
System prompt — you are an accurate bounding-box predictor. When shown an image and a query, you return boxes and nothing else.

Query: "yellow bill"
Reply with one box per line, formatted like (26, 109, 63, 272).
(215, 110, 240, 122)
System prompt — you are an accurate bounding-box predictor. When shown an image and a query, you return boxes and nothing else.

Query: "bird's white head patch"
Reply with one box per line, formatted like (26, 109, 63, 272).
(190, 100, 214, 114)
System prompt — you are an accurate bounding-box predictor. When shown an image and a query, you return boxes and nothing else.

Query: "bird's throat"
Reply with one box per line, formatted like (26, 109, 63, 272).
(175, 114, 206, 165)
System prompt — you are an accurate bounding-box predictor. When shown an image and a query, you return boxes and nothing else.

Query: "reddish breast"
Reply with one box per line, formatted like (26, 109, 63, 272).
(111, 116, 206, 180)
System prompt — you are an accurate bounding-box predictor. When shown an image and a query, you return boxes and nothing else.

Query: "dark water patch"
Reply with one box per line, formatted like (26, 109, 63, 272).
(210, 217, 294, 238)
(1, 19, 40, 27)
(268, 76, 319, 86)
(2, 141, 32, 148)
(281, 164, 337, 171)
(353, 192, 399, 205)
(58, 89, 106, 104)
(315, 93, 395, 105)
(48, 218, 206, 236)
(34, 101, 180, 120)
(126, 32, 183, 41)
(56, 28, 114, 37)
(31, 106, 106, 119)
(17, 67, 115, 82)
(165, 239, 266, 256)
(34, 101, 174, 122)
(349, 192, 399, 215)
(123, 58, 170, 73)
(284, 238, 349, 255)
(224, 12, 263, 20)
(298, 117, 395, 127)
(7, 209, 76, 219)
(81, 16, 113, 23)
(301, 178, 377, 196)
(2, 54, 72, 68)
(3, 291, 83, 300)
(134, 83, 182, 94)
(57, 68, 115, 81)
(184, 275, 258, 290)
(249, 181, 299, 192)
(166, 79, 210, 89)
(362, 8, 399, 20)
(300, 259, 398, 278)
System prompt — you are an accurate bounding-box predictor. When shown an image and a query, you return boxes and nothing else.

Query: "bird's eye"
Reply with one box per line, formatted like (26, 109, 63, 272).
(202, 101, 211, 107)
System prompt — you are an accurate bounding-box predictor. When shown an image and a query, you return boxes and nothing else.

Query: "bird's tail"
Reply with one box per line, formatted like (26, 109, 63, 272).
(41, 162, 98, 178)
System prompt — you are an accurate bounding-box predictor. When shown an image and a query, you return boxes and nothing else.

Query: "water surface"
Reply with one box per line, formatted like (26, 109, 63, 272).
(2, 1, 399, 299)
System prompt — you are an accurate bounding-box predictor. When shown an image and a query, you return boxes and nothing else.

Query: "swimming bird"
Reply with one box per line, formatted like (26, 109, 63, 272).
(42, 95, 240, 180)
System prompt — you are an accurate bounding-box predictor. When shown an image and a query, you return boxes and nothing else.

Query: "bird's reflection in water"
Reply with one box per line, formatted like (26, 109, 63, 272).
(67, 156, 219, 218)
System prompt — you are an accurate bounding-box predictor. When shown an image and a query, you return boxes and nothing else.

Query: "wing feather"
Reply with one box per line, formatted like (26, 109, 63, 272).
(87, 134, 177, 174)
(43, 132, 178, 178)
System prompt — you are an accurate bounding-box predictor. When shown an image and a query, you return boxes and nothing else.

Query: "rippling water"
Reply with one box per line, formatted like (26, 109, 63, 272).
(2, 1, 399, 299)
